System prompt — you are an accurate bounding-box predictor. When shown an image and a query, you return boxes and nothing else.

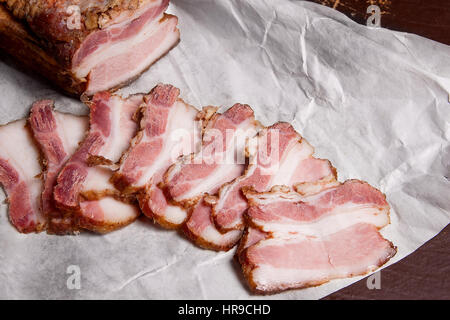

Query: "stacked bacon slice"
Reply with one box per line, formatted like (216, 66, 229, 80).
(0, 83, 396, 294)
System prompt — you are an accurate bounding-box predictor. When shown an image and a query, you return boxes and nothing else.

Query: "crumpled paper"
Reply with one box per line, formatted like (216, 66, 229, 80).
(0, 0, 449, 299)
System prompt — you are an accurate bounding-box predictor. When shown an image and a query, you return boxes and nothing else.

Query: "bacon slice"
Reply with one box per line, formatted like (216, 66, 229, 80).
(244, 180, 391, 237)
(83, 13, 180, 95)
(164, 104, 260, 206)
(183, 198, 242, 251)
(213, 122, 337, 232)
(0, 120, 44, 233)
(111, 84, 201, 228)
(0, 0, 179, 95)
(53, 92, 142, 233)
(239, 180, 395, 293)
(162, 104, 260, 250)
(240, 223, 396, 294)
(29, 100, 88, 234)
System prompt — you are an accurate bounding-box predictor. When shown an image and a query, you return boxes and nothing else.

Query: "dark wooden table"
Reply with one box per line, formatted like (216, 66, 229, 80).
(323, 224, 450, 300)
(307, 0, 450, 45)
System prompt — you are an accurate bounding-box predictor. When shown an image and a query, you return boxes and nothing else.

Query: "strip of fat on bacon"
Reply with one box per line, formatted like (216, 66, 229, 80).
(0, 119, 45, 233)
(53, 92, 142, 233)
(238, 180, 395, 293)
(111, 84, 201, 228)
(163, 103, 261, 250)
(212, 122, 337, 232)
(29, 100, 88, 234)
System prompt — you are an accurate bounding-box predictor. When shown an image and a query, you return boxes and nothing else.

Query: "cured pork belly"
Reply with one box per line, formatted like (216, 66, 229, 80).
(0, 119, 45, 233)
(244, 181, 391, 237)
(29, 100, 88, 234)
(239, 180, 395, 293)
(240, 223, 396, 294)
(0, 0, 179, 95)
(112, 84, 201, 228)
(164, 104, 260, 206)
(212, 122, 337, 232)
(163, 104, 260, 250)
(53, 91, 142, 233)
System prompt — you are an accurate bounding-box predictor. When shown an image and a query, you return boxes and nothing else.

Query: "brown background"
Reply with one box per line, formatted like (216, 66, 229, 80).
(307, 0, 450, 45)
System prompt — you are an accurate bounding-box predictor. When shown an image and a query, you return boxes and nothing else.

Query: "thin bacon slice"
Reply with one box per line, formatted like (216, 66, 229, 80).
(212, 122, 337, 232)
(53, 92, 142, 233)
(163, 104, 260, 250)
(112, 84, 201, 228)
(183, 198, 242, 251)
(29, 100, 88, 234)
(238, 180, 395, 293)
(239, 223, 396, 294)
(164, 104, 260, 206)
(0, 120, 45, 233)
(244, 180, 391, 237)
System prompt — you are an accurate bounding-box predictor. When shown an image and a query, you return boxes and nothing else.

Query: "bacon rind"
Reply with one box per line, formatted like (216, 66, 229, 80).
(182, 197, 242, 252)
(0, 6, 85, 96)
(77, 197, 140, 234)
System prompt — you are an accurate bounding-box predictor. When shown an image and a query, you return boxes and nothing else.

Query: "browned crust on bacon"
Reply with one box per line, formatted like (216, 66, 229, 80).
(76, 210, 139, 234)
(181, 223, 239, 252)
(47, 217, 81, 235)
(180, 202, 241, 252)
(87, 155, 115, 167)
(136, 190, 186, 230)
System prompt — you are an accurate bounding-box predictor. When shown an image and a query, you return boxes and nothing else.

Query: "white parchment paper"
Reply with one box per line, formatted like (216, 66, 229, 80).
(0, 0, 449, 299)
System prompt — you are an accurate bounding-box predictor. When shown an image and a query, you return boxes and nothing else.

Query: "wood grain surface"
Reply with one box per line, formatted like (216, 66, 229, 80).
(307, 0, 450, 45)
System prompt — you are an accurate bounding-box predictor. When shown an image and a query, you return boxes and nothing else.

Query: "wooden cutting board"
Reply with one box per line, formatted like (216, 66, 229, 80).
(307, 0, 450, 45)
